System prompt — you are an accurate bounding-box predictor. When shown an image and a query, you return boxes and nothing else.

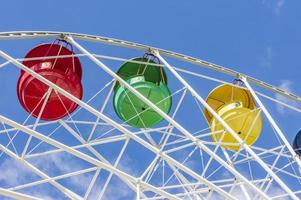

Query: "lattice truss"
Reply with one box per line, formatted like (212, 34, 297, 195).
(0, 32, 300, 200)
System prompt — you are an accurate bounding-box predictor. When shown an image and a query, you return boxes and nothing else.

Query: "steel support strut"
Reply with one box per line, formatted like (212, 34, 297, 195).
(0, 115, 179, 200)
(153, 50, 298, 200)
(0, 31, 298, 199)
(242, 77, 301, 168)
(0, 52, 179, 200)
(0, 188, 43, 200)
(66, 36, 269, 199)
(0, 41, 235, 199)
(0, 31, 300, 104)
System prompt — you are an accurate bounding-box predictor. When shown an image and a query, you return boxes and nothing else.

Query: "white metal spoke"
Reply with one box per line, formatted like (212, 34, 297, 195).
(21, 88, 52, 158)
(67, 36, 270, 199)
(9, 167, 98, 191)
(0, 45, 235, 199)
(96, 138, 130, 200)
(0, 143, 82, 199)
(87, 80, 115, 142)
(0, 188, 43, 200)
(154, 50, 298, 200)
(242, 77, 301, 168)
(0, 31, 300, 199)
(0, 115, 180, 200)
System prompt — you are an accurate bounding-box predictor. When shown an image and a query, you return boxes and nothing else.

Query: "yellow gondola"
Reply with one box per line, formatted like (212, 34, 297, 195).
(204, 84, 262, 151)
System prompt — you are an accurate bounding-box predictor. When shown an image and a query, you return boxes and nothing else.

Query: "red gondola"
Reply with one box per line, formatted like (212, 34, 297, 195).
(17, 40, 83, 120)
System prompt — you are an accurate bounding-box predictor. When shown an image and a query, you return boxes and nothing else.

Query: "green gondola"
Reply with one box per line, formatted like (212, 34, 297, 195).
(113, 55, 172, 128)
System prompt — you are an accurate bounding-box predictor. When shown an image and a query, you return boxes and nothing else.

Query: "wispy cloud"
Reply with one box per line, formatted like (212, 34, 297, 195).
(103, 177, 133, 200)
(0, 157, 58, 199)
(85, 154, 139, 199)
(261, 0, 286, 15)
(265, 182, 291, 200)
(0, 153, 94, 199)
(0, 157, 37, 186)
(275, 80, 299, 114)
(31, 153, 94, 193)
(275, 0, 285, 15)
(118, 154, 140, 177)
(208, 183, 290, 199)
(259, 46, 273, 68)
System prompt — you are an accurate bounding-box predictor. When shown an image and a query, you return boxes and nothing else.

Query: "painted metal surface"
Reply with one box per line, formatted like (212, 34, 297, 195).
(17, 42, 83, 120)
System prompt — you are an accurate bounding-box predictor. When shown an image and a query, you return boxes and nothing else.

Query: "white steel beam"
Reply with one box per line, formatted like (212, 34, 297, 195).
(8, 51, 301, 113)
(0, 31, 298, 198)
(242, 77, 301, 168)
(66, 36, 269, 200)
(154, 50, 298, 200)
(0, 31, 300, 104)
(0, 49, 235, 200)
(96, 138, 130, 200)
(0, 144, 82, 200)
(0, 115, 179, 200)
(9, 167, 98, 192)
(0, 188, 42, 200)
(26, 127, 170, 160)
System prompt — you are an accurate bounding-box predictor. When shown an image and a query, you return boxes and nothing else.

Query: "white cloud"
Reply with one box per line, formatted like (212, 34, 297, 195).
(267, 183, 291, 200)
(0, 157, 56, 199)
(261, 0, 286, 15)
(275, 0, 285, 15)
(118, 154, 140, 177)
(102, 177, 133, 200)
(26, 189, 54, 200)
(208, 183, 291, 199)
(0, 157, 36, 186)
(30, 153, 94, 193)
(0, 153, 94, 199)
(259, 46, 273, 68)
(275, 80, 299, 114)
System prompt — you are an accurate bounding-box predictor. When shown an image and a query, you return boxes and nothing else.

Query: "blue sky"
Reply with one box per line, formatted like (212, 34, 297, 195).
(2, 0, 301, 95)
(0, 0, 301, 199)
(1, 0, 300, 87)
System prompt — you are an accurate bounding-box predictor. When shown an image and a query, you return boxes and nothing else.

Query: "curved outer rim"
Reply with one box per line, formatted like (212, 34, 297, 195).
(0, 31, 298, 200)
(0, 31, 300, 104)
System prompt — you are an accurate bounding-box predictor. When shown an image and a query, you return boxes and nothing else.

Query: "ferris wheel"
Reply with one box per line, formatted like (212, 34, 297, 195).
(0, 31, 300, 200)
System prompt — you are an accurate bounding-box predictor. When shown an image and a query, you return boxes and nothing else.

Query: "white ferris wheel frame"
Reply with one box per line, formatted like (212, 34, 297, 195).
(0, 31, 299, 200)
